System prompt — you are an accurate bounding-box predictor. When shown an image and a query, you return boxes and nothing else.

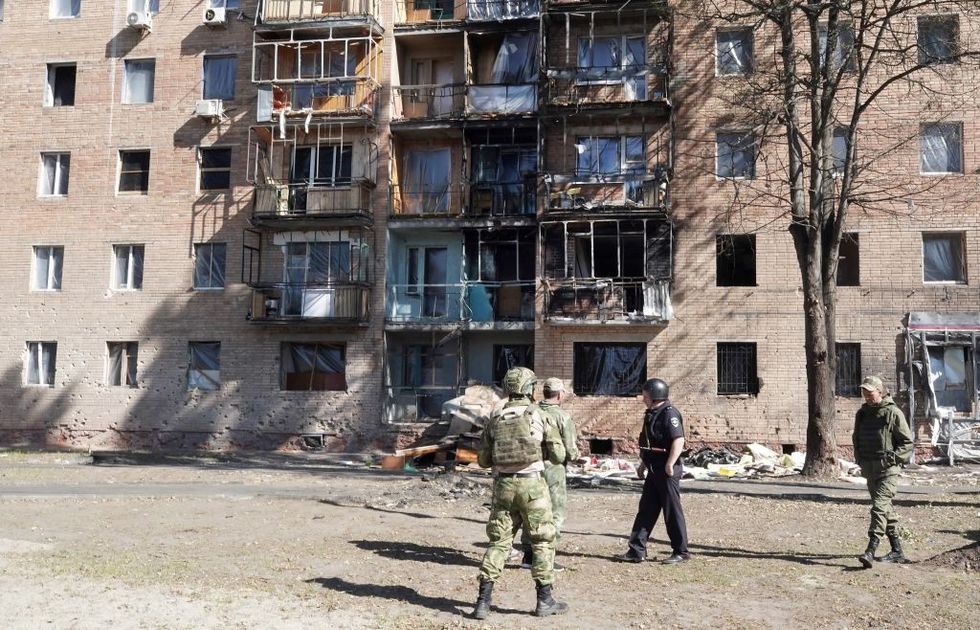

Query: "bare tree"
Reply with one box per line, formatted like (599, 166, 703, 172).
(680, 0, 980, 476)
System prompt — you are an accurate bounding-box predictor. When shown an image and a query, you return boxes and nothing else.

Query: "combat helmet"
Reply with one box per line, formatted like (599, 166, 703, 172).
(502, 367, 537, 397)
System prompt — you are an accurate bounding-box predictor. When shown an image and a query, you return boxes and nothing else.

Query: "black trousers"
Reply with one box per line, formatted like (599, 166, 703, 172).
(627, 461, 689, 558)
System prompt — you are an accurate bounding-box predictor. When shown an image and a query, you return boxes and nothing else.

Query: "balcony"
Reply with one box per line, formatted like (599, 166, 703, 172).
(390, 184, 466, 218)
(257, 0, 379, 25)
(391, 84, 466, 122)
(251, 180, 374, 228)
(468, 181, 536, 217)
(386, 282, 534, 325)
(249, 283, 370, 324)
(395, 0, 465, 26)
(544, 65, 669, 109)
(265, 78, 379, 119)
(544, 169, 668, 213)
(544, 278, 671, 324)
(466, 84, 537, 116)
(385, 385, 463, 422)
(387, 284, 466, 324)
(466, 0, 539, 20)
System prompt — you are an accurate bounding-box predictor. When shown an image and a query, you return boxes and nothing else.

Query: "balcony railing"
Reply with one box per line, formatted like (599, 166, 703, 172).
(270, 79, 379, 118)
(545, 169, 668, 212)
(466, 0, 539, 20)
(395, 0, 465, 24)
(391, 85, 467, 121)
(466, 84, 537, 115)
(387, 282, 534, 323)
(249, 283, 370, 323)
(544, 278, 671, 322)
(544, 66, 668, 106)
(258, 0, 379, 24)
(468, 181, 536, 216)
(252, 180, 373, 223)
(389, 184, 466, 217)
(386, 385, 463, 422)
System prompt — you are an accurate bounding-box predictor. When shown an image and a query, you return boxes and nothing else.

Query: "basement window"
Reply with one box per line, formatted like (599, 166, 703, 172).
(281, 342, 346, 391)
(716, 234, 756, 286)
(835, 343, 861, 397)
(106, 342, 138, 387)
(837, 232, 860, 286)
(45, 63, 76, 106)
(573, 342, 647, 396)
(717, 342, 758, 395)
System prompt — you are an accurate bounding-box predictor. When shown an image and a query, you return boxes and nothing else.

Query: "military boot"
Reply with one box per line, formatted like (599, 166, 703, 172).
(858, 537, 879, 569)
(880, 530, 907, 564)
(520, 544, 533, 569)
(534, 582, 569, 617)
(472, 578, 493, 620)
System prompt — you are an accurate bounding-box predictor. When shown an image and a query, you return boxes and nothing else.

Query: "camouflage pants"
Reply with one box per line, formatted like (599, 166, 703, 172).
(479, 476, 556, 585)
(862, 463, 900, 540)
(519, 463, 567, 546)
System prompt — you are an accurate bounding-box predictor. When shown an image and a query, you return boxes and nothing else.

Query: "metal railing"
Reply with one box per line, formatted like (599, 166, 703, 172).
(544, 278, 670, 322)
(465, 281, 535, 322)
(258, 0, 379, 23)
(467, 181, 536, 217)
(544, 169, 668, 211)
(386, 385, 463, 422)
(387, 282, 534, 323)
(269, 79, 379, 117)
(249, 283, 370, 322)
(389, 184, 466, 217)
(252, 180, 373, 220)
(395, 0, 464, 23)
(544, 65, 668, 105)
(466, 84, 537, 115)
(391, 85, 467, 121)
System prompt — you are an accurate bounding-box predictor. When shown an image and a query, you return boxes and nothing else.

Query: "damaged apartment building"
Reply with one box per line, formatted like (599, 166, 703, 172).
(1, 0, 978, 460)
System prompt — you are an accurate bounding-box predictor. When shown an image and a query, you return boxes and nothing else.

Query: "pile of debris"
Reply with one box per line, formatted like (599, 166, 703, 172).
(683, 444, 805, 480)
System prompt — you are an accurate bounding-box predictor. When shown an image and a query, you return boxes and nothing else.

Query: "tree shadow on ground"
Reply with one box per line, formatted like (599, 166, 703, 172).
(304, 577, 526, 616)
(351, 539, 478, 567)
(319, 499, 486, 525)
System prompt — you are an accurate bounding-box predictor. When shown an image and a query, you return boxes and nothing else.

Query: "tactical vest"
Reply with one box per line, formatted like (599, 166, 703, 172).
(490, 404, 542, 467)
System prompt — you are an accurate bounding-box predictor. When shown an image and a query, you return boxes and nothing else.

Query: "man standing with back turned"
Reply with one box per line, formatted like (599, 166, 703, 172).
(615, 377, 690, 564)
(853, 375, 913, 568)
(472, 367, 568, 619)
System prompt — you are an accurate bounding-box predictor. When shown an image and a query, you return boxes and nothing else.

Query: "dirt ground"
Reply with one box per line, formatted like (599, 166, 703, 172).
(0, 452, 977, 630)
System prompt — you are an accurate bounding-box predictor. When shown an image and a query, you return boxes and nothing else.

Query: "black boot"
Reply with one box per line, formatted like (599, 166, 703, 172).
(520, 544, 533, 569)
(472, 578, 493, 620)
(880, 530, 907, 564)
(534, 582, 569, 617)
(858, 537, 878, 569)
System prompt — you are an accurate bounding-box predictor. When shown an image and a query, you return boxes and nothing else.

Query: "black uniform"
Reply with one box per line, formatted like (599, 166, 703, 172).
(626, 401, 689, 560)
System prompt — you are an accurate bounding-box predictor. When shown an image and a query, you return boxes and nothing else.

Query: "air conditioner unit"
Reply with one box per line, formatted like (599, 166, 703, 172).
(195, 99, 224, 118)
(126, 11, 152, 30)
(202, 7, 227, 25)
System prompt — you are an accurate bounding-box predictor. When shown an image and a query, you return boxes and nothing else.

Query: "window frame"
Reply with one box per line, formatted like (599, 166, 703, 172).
(38, 152, 71, 197)
(716, 234, 757, 287)
(187, 341, 221, 391)
(44, 63, 76, 107)
(837, 232, 860, 287)
(917, 14, 959, 66)
(280, 342, 347, 391)
(574, 135, 646, 179)
(117, 149, 151, 194)
(835, 342, 862, 398)
(49, 0, 80, 20)
(198, 146, 233, 192)
(202, 54, 238, 101)
(716, 342, 759, 396)
(715, 131, 756, 180)
(111, 244, 145, 291)
(106, 341, 139, 387)
(817, 22, 856, 72)
(921, 231, 967, 285)
(24, 341, 57, 387)
(32, 245, 64, 291)
(575, 34, 646, 85)
(919, 122, 963, 175)
(122, 58, 156, 105)
(193, 242, 227, 290)
(715, 27, 754, 76)
(572, 342, 647, 397)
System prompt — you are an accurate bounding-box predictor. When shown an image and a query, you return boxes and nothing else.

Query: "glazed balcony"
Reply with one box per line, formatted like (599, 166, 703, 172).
(466, 83, 537, 116)
(544, 278, 671, 323)
(394, 0, 465, 26)
(251, 179, 374, 228)
(248, 283, 370, 324)
(257, 0, 379, 25)
(389, 184, 466, 218)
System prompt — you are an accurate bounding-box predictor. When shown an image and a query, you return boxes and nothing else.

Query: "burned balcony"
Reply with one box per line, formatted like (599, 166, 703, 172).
(466, 0, 539, 20)
(545, 168, 669, 213)
(257, 0, 380, 26)
(544, 65, 668, 109)
(544, 278, 670, 323)
(251, 179, 374, 227)
(242, 229, 371, 325)
(385, 385, 464, 422)
(467, 32, 539, 116)
(391, 84, 467, 122)
(395, 0, 465, 26)
(390, 184, 466, 218)
(387, 284, 467, 324)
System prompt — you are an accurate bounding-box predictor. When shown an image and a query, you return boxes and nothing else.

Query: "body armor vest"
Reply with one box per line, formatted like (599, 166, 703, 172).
(490, 405, 542, 467)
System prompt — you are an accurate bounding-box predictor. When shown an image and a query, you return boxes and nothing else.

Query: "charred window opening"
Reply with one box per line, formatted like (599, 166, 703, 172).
(835, 343, 862, 397)
(493, 345, 534, 385)
(589, 438, 614, 455)
(717, 342, 758, 395)
(837, 233, 860, 287)
(716, 234, 756, 287)
(573, 342, 647, 396)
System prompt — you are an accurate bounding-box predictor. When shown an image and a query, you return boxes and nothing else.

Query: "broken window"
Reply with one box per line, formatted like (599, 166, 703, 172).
(920, 123, 962, 174)
(493, 345, 534, 385)
(928, 345, 972, 411)
(407, 246, 449, 317)
(817, 22, 855, 71)
(283, 241, 351, 315)
(403, 344, 456, 387)
(118, 150, 150, 194)
(716, 28, 753, 75)
(32, 246, 64, 291)
(716, 132, 755, 179)
(193, 243, 226, 290)
(199, 147, 232, 191)
(468, 32, 538, 112)
(25, 342, 57, 386)
(112, 244, 145, 290)
(45, 63, 76, 106)
(471, 145, 536, 215)
(716, 234, 756, 286)
(922, 232, 965, 283)
(835, 343, 861, 397)
(573, 342, 646, 396)
(39, 153, 70, 196)
(717, 342, 758, 395)
(837, 232, 860, 286)
(210, 0, 240, 9)
(203, 54, 237, 100)
(187, 342, 221, 391)
(123, 59, 155, 104)
(281, 342, 346, 391)
(291, 145, 352, 187)
(918, 15, 959, 65)
(50, 0, 80, 19)
(468, 0, 538, 20)
(403, 148, 451, 214)
(106, 342, 138, 387)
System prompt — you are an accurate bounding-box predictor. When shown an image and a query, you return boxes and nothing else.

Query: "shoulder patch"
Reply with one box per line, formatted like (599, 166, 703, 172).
(670, 418, 680, 427)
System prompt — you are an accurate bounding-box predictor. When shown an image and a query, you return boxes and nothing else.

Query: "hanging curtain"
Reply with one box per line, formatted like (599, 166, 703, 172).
(920, 124, 961, 173)
(125, 60, 155, 104)
(189, 343, 221, 390)
(131, 246, 144, 288)
(923, 235, 962, 282)
(468, 0, 538, 20)
(574, 344, 646, 396)
(490, 33, 538, 83)
(203, 56, 237, 100)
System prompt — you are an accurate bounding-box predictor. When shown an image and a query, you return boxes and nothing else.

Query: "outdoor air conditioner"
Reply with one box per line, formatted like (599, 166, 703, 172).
(195, 99, 224, 118)
(202, 7, 227, 25)
(126, 11, 153, 30)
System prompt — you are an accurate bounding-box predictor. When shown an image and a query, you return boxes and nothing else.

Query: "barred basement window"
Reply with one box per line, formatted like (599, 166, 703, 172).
(717, 342, 758, 395)
(835, 343, 861, 397)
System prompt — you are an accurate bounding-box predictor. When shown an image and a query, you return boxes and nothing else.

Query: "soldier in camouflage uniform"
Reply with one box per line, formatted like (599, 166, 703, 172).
(853, 375, 914, 568)
(472, 367, 569, 620)
(516, 377, 579, 570)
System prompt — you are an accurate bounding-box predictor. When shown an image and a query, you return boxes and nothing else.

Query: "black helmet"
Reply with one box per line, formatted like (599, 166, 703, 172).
(643, 378, 669, 401)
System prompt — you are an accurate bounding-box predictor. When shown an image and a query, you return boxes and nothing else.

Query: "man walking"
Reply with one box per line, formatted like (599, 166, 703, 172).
(516, 377, 579, 570)
(472, 367, 568, 619)
(853, 375, 914, 568)
(615, 377, 689, 564)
